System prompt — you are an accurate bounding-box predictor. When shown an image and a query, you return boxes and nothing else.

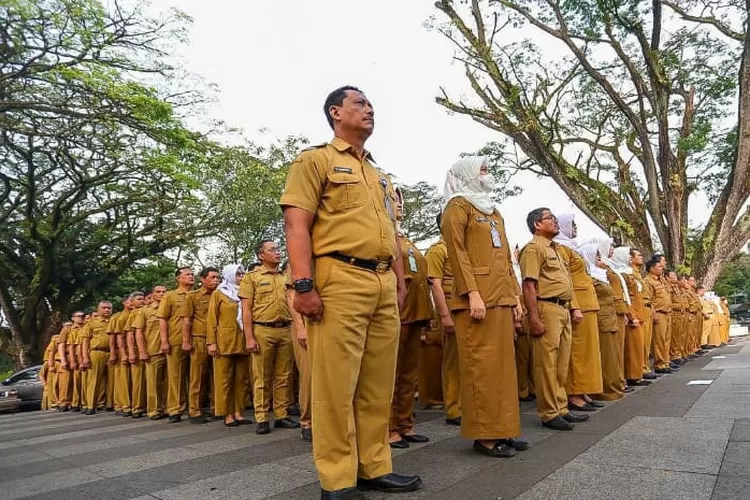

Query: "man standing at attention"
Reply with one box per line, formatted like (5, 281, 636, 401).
(281, 86, 421, 499)
(158, 267, 195, 423)
(81, 301, 113, 414)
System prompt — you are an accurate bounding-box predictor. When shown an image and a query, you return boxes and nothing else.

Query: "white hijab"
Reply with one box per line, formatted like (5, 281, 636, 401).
(589, 236, 631, 305)
(443, 156, 496, 215)
(554, 212, 577, 250)
(612, 247, 634, 275)
(578, 242, 609, 284)
(217, 264, 244, 329)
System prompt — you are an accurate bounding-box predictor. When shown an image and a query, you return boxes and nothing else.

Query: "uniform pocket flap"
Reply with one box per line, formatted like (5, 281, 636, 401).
(327, 171, 361, 184)
(473, 267, 490, 275)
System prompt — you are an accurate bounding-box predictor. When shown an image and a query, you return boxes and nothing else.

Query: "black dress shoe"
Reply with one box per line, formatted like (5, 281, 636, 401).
(149, 413, 165, 421)
(445, 417, 462, 426)
(473, 440, 516, 458)
(83, 409, 95, 415)
(357, 473, 422, 493)
(72, 406, 81, 412)
(275, 417, 300, 429)
(499, 437, 530, 451)
(568, 402, 598, 412)
(390, 439, 409, 449)
(519, 395, 535, 402)
(121, 411, 132, 417)
(190, 415, 208, 424)
(167, 415, 181, 423)
(585, 399, 605, 408)
(655, 368, 672, 374)
(563, 411, 590, 423)
(301, 427, 313, 442)
(288, 403, 301, 416)
(627, 379, 652, 386)
(623, 386, 636, 393)
(224, 420, 241, 428)
(643, 372, 658, 380)
(403, 433, 429, 443)
(235, 418, 252, 425)
(542, 416, 574, 430)
(320, 487, 365, 499)
(132, 412, 144, 419)
(256, 422, 271, 434)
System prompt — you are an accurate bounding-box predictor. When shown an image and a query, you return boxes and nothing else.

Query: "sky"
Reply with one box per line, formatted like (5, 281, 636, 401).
(151, 0, 717, 250)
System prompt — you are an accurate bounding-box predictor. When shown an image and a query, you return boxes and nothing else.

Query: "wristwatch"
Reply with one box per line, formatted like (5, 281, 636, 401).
(293, 278, 315, 293)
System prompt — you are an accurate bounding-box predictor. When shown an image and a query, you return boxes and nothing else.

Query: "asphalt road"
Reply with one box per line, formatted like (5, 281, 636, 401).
(1, 339, 749, 500)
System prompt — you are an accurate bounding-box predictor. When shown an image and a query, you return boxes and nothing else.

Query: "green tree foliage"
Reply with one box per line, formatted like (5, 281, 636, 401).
(0, 0, 212, 366)
(433, 0, 750, 287)
(714, 253, 750, 302)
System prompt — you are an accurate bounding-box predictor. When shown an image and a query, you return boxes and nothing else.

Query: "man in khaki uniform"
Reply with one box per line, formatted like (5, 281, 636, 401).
(113, 297, 135, 416)
(134, 285, 168, 419)
(519, 208, 582, 431)
(125, 292, 146, 417)
(286, 265, 313, 441)
(81, 301, 113, 414)
(57, 315, 83, 411)
(158, 267, 195, 423)
(181, 267, 220, 424)
(240, 240, 298, 435)
(44, 333, 61, 410)
(425, 213, 461, 425)
(281, 86, 420, 498)
(645, 260, 673, 373)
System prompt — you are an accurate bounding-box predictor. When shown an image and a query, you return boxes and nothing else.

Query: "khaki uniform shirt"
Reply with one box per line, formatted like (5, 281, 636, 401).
(279, 137, 398, 262)
(58, 326, 71, 345)
(181, 288, 212, 337)
(594, 281, 618, 333)
(206, 291, 245, 355)
(238, 267, 291, 323)
(45, 335, 60, 365)
(132, 302, 162, 356)
(157, 289, 190, 346)
(80, 317, 110, 352)
(69, 325, 83, 346)
(425, 239, 454, 299)
(519, 235, 574, 302)
(107, 312, 122, 336)
(443, 197, 520, 310)
(558, 245, 599, 312)
(646, 275, 672, 313)
(605, 267, 631, 316)
(635, 269, 652, 306)
(399, 235, 433, 324)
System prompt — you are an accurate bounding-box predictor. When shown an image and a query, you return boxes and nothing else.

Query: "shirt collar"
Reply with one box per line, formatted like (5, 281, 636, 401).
(331, 137, 375, 162)
(532, 234, 553, 247)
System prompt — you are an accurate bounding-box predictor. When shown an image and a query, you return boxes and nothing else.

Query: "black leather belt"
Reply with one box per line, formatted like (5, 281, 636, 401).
(538, 297, 569, 307)
(328, 253, 392, 273)
(254, 321, 291, 328)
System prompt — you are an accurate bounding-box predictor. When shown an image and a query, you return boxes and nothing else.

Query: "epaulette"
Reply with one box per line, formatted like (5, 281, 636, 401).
(301, 142, 328, 152)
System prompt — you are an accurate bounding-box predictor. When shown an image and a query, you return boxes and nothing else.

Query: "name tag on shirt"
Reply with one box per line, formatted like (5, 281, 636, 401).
(490, 221, 502, 248)
(333, 166, 353, 173)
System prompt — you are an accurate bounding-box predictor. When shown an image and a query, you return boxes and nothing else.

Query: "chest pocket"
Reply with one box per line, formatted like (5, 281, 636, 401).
(325, 169, 367, 212)
(255, 281, 274, 304)
(195, 297, 210, 315)
(545, 250, 562, 269)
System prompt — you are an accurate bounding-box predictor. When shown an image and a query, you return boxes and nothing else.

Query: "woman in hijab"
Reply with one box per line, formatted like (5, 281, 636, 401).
(579, 242, 620, 402)
(553, 214, 603, 412)
(442, 156, 526, 458)
(613, 249, 650, 386)
(207, 264, 251, 427)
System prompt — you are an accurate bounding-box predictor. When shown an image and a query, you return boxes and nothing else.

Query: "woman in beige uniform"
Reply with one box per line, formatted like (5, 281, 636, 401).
(442, 156, 526, 458)
(207, 264, 251, 427)
(614, 248, 650, 386)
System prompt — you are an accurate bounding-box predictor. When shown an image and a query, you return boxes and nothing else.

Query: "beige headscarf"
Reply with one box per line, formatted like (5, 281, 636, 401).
(443, 156, 495, 215)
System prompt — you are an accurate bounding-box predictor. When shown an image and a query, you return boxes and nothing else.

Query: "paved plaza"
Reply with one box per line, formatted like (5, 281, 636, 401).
(2, 338, 750, 500)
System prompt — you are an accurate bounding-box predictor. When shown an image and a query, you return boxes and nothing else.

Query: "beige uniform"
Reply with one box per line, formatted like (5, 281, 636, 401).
(181, 288, 213, 418)
(132, 302, 167, 418)
(157, 289, 190, 417)
(81, 317, 110, 411)
(646, 274, 672, 370)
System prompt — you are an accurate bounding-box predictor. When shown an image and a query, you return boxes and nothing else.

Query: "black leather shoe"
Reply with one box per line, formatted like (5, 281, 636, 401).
(500, 437, 530, 451)
(643, 372, 658, 380)
(519, 395, 535, 402)
(542, 416, 574, 430)
(121, 411, 132, 417)
(563, 411, 590, 423)
(275, 417, 300, 429)
(655, 368, 672, 374)
(236, 418, 252, 425)
(301, 427, 313, 442)
(320, 487, 364, 499)
(72, 406, 81, 412)
(357, 473, 421, 493)
(256, 422, 271, 434)
(132, 412, 144, 419)
(585, 399, 605, 408)
(568, 402, 598, 412)
(627, 379, 652, 387)
(473, 440, 516, 458)
(403, 433, 429, 443)
(83, 409, 95, 415)
(224, 420, 241, 428)
(623, 386, 636, 393)
(190, 415, 208, 424)
(669, 363, 681, 370)
(167, 415, 181, 423)
(445, 417, 462, 426)
(149, 413, 165, 421)
(390, 439, 409, 449)
(287, 403, 301, 416)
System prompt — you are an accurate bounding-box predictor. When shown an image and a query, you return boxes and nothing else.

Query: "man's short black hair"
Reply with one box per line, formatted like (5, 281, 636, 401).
(175, 266, 192, 278)
(646, 257, 660, 272)
(324, 85, 363, 129)
(199, 266, 220, 279)
(526, 208, 549, 234)
(255, 240, 275, 258)
(630, 248, 641, 257)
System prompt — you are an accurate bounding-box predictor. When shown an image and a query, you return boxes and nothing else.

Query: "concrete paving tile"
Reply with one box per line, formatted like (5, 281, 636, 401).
(515, 461, 715, 500)
(719, 442, 750, 476)
(2, 467, 103, 500)
(730, 419, 750, 442)
(711, 475, 750, 500)
(575, 416, 733, 474)
(703, 352, 750, 371)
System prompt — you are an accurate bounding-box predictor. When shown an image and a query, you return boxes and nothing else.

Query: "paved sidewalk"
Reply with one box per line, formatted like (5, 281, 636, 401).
(0, 338, 748, 500)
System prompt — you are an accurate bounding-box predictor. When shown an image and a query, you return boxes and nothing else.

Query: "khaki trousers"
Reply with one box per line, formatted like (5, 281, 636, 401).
(642, 307, 653, 373)
(86, 351, 109, 411)
(566, 311, 603, 395)
(213, 354, 249, 417)
(652, 312, 671, 370)
(670, 313, 683, 360)
(595, 327, 623, 401)
(389, 322, 423, 434)
(531, 301, 572, 422)
(72, 369, 82, 408)
(252, 325, 294, 423)
(418, 326, 443, 408)
(106, 363, 115, 409)
(291, 326, 312, 428)
(166, 346, 188, 416)
(515, 331, 535, 399)
(188, 336, 211, 418)
(624, 322, 645, 380)
(309, 258, 399, 491)
(145, 354, 167, 417)
(115, 362, 131, 412)
(130, 361, 146, 413)
(441, 328, 462, 420)
(709, 320, 722, 346)
(455, 306, 521, 440)
(56, 362, 71, 406)
(49, 367, 59, 408)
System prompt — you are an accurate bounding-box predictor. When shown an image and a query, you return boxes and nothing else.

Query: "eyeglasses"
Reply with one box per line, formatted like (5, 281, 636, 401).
(540, 215, 558, 222)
